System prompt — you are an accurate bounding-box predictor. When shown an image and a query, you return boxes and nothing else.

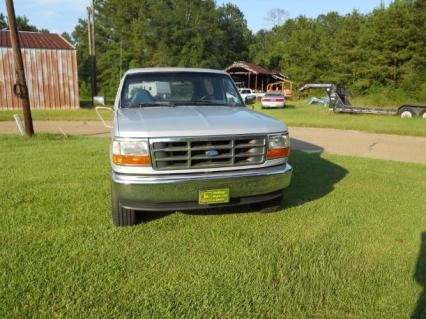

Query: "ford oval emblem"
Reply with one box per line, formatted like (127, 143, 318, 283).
(206, 150, 219, 157)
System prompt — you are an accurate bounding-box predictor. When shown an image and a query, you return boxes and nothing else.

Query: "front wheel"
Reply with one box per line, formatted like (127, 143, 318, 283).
(420, 109, 426, 119)
(112, 188, 137, 226)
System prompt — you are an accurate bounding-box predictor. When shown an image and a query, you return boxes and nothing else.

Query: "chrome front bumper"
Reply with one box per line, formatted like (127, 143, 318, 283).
(112, 164, 292, 211)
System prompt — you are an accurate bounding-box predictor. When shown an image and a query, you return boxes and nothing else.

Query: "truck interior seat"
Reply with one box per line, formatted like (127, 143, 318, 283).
(131, 89, 155, 104)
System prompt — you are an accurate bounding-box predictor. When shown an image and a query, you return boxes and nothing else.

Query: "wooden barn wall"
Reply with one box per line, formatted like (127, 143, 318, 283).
(0, 48, 80, 109)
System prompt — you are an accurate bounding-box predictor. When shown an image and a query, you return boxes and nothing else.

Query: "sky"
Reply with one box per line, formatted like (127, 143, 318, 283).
(0, 0, 392, 34)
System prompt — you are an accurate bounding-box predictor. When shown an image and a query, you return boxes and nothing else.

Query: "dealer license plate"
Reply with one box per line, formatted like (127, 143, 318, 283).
(198, 188, 230, 205)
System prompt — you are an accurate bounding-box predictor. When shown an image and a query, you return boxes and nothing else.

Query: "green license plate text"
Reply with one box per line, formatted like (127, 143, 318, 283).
(199, 188, 230, 205)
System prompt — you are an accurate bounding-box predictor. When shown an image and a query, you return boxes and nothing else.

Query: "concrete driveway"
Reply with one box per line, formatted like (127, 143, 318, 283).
(290, 127, 426, 164)
(1, 120, 425, 164)
(0, 120, 111, 137)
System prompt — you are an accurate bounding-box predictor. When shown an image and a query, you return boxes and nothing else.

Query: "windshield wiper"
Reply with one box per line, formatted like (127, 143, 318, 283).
(185, 100, 233, 106)
(124, 102, 175, 108)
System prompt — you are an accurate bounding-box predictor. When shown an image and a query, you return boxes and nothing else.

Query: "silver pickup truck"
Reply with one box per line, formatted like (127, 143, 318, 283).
(110, 68, 292, 226)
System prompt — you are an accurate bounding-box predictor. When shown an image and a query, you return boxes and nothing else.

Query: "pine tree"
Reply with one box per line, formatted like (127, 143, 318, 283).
(0, 13, 48, 32)
(71, 0, 252, 97)
(0, 13, 6, 29)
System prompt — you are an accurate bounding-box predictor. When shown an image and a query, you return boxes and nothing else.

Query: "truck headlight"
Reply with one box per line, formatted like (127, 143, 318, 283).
(267, 133, 290, 159)
(112, 139, 150, 166)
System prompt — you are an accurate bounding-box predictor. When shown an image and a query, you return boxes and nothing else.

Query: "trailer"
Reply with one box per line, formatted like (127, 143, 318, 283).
(299, 84, 426, 119)
(267, 79, 293, 98)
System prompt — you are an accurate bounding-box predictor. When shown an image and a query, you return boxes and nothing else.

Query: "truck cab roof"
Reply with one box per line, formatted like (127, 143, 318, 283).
(124, 67, 228, 76)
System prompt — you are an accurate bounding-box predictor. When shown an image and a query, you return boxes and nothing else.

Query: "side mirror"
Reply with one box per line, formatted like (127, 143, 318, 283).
(245, 95, 256, 105)
(93, 96, 106, 106)
(95, 106, 114, 129)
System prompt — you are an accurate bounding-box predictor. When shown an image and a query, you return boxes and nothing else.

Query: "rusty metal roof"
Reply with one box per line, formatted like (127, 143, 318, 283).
(226, 61, 272, 75)
(0, 31, 74, 50)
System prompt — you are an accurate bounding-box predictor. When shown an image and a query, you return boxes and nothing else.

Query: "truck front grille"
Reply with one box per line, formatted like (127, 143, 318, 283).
(150, 135, 267, 170)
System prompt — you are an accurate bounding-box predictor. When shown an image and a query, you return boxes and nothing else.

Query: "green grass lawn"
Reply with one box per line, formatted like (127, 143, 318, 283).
(1, 99, 425, 137)
(0, 108, 112, 122)
(255, 100, 426, 137)
(1, 134, 425, 318)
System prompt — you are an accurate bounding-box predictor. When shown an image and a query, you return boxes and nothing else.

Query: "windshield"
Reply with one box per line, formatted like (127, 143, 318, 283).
(120, 72, 244, 108)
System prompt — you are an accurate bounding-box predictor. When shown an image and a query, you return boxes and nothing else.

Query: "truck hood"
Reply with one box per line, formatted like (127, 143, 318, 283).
(115, 106, 287, 138)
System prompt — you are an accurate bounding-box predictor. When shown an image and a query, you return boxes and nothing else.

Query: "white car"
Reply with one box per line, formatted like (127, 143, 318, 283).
(261, 93, 286, 109)
(239, 88, 256, 101)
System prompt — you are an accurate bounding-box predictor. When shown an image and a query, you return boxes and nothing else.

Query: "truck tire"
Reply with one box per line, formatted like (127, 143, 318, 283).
(252, 191, 284, 213)
(399, 107, 416, 118)
(420, 109, 426, 119)
(112, 188, 137, 226)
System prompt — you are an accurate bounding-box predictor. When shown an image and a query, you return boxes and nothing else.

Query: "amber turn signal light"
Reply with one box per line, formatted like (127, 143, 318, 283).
(267, 147, 290, 159)
(112, 154, 150, 166)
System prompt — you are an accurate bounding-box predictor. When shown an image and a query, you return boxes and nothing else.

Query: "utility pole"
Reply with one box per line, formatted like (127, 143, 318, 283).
(87, 0, 97, 105)
(5, 0, 34, 136)
(119, 40, 122, 80)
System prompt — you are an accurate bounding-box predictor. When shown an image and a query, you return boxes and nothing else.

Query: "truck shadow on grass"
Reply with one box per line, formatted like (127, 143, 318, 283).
(412, 232, 426, 319)
(136, 147, 347, 223)
(281, 147, 347, 209)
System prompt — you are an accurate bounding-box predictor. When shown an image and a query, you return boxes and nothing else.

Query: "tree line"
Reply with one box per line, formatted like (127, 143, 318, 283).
(0, 13, 48, 32)
(71, 0, 252, 98)
(250, 0, 426, 100)
(2, 0, 426, 101)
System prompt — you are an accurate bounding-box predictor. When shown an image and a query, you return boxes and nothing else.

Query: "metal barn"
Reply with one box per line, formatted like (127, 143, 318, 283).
(0, 31, 79, 110)
(226, 61, 290, 93)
